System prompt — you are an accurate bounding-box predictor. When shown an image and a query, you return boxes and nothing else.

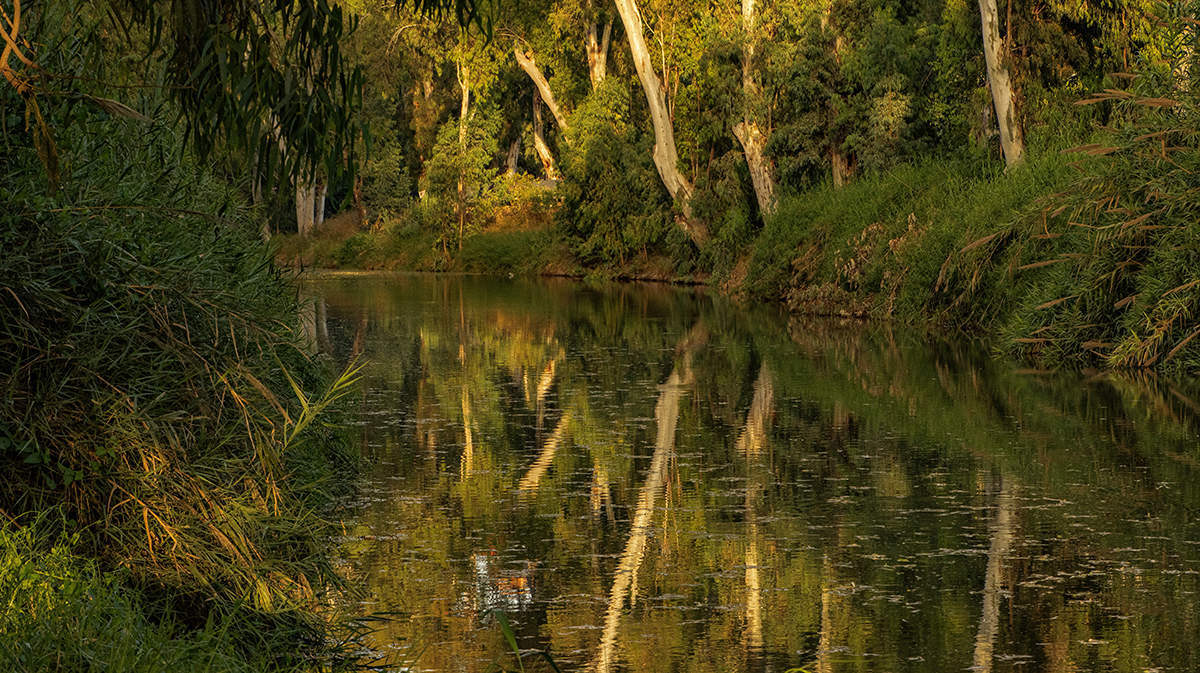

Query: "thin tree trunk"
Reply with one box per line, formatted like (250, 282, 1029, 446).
(979, 0, 1025, 167)
(456, 61, 470, 146)
(513, 46, 570, 132)
(832, 150, 853, 188)
(586, 17, 613, 89)
(732, 0, 778, 218)
(611, 0, 707, 245)
(506, 138, 521, 175)
(532, 90, 561, 180)
(455, 61, 470, 251)
(821, 8, 853, 188)
(314, 179, 326, 230)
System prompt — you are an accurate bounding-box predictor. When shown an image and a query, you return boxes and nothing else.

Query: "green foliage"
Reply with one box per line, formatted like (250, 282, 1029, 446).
(1, 13, 366, 667)
(557, 80, 688, 269)
(421, 106, 503, 250)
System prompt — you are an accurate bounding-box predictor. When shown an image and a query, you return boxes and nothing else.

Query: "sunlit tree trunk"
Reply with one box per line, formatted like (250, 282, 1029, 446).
(455, 61, 470, 250)
(532, 90, 561, 180)
(978, 0, 1024, 167)
(611, 0, 707, 245)
(733, 0, 778, 218)
(586, 16, 613, 89)
(973, 476, 1016, 673)
(514, 46, 569, 131)
(595, 325, 706, 673)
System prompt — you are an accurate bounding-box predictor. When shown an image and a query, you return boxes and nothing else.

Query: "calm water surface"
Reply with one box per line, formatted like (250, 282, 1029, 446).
(306, 273, 1200, 673)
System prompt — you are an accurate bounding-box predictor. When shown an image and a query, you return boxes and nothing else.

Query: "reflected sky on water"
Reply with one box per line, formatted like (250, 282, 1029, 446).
(306, 273, 1200, 673)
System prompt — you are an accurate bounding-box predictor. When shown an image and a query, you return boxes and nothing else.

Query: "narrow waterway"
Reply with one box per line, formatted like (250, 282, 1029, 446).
(307, 273, 1200, 673)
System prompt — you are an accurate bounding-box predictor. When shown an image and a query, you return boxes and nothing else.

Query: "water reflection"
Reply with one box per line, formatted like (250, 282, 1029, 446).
(309, 274, 1200, 673)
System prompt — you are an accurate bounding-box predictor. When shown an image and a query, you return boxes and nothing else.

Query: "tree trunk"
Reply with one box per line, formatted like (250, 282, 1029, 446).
(532, 90, 561, 180)
(456, 61, 470, 146)
(505, 138, 520, 175)
(513, 45, 570, 132)
(295, 177, 315, 236)
(586, 17, 613, 89)
(979, 0, 1024, 167)
(732, 0, 778, 218)
(611, 0, 707, 245)
(314, 179, 326, 230)
(832, 150, 854, 188)
(456, 61, 470, 250)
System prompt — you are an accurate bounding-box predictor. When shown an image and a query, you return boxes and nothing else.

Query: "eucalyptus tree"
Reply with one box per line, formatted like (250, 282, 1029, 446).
(611, 0, 706, 245)
(978, 0, 1024, 166)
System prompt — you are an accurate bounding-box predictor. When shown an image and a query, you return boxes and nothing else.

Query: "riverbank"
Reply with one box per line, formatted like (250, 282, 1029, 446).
(280, 103, 1200, 377)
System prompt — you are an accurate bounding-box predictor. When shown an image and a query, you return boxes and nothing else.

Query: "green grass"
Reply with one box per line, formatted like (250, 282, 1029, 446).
(0, 518, 331, 673)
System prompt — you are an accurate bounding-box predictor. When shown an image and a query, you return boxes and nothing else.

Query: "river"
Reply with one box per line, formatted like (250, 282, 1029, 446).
(305, 272, 1200, 673)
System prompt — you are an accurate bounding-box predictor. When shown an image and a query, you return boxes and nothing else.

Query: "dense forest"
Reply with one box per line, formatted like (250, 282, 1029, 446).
(271, 0, 1200, 371)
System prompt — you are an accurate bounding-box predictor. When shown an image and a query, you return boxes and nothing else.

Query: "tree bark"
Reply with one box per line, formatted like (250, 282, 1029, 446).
(732, 0, 778, 218)
(455, 61, 470, 250)
(832, 149, 854, 188)
(314, 179, 326, 230)
(505, 138, 520, 175)
(586, 17, 613, 89)
(979, 0, 1025, 167)
(513, 45, 570, 132)
(295, 177, 315, 236)
(532, 90, 561, 180)
(611, 0, 707, 245)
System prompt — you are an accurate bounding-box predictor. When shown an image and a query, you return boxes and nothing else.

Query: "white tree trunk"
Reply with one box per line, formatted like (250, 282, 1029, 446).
(532, 90, 561, 180)
(586, 18, 613, 89)
(456, 61, 470, 146)
(295, 178, 315, 237)
(513, 46, 570, 132)
(979, 0, 1025, 167)
(732, 0, 778, 218)
(611, 0, 707, 245)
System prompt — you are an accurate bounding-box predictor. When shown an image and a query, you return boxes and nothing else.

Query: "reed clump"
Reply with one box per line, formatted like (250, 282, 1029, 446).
(1, 11, 364, 669)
